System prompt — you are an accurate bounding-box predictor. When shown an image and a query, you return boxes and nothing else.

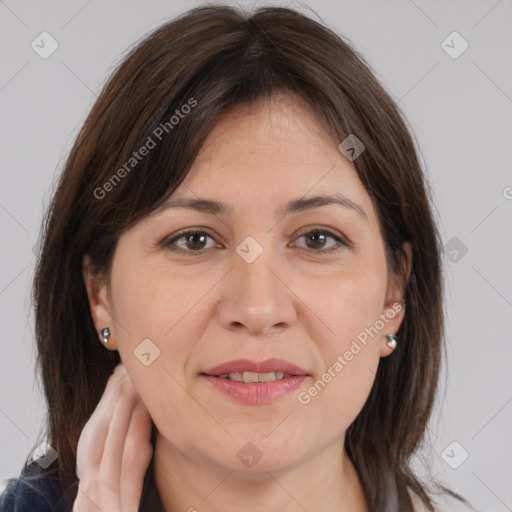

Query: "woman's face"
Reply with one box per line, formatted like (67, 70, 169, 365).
(84, 92, 410, 475)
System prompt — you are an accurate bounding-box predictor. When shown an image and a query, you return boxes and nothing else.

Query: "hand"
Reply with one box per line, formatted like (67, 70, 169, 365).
(72, 363, 153, 512)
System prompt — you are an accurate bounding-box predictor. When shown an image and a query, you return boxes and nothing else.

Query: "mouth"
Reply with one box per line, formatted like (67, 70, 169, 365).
(200, 358, 310, 404)
(202, 358, 309, 377)
(214, 370, 294, 382)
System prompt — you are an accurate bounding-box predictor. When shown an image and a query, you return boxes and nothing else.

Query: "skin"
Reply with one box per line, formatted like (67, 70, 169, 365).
(81, 92, 412, 512)
(73, 363, 153, 512)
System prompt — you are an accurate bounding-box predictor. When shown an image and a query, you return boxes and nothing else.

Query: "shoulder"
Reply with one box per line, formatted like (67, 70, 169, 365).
(0, 461, 76, 512)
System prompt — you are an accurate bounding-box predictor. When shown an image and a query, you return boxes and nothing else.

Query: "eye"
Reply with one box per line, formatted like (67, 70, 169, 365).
(163, 229, 218, 254)
(291, 228, 348, 253)
(162, 227, 349, 256)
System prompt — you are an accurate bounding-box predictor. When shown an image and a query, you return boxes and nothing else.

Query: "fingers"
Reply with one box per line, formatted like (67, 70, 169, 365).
(120, 400, 154, 510)
(76, 404, 112, 481)
(96, 384, 137, 496)
(76, 364, 128, 480)
(102, 362, 129, 399)
(73, 363, 153, 512)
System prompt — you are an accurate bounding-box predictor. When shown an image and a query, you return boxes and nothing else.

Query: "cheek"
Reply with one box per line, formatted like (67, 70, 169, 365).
(298, 340, 380, 438)
(292, 257, 385, 422)
(123, 364, 204, 457)
(111, 260, 212, 347)
(294, 259, 387, 350)
(324, 365, 376, 438)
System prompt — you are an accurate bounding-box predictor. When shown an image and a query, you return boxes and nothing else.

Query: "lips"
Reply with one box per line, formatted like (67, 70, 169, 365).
(200, 358, 310, 404)
(202, 358, 309, 377)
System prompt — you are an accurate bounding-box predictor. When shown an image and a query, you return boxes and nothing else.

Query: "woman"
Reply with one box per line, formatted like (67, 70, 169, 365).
(0, 4, 477, 512)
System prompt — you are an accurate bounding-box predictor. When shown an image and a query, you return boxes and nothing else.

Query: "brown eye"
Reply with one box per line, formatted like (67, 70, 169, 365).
(293, 229, 347, 253)
(164, 229, 217, 254)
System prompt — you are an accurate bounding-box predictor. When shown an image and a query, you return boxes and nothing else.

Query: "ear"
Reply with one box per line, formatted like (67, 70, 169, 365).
(82, 254, 118, 350)
(379, 242, 412, 357)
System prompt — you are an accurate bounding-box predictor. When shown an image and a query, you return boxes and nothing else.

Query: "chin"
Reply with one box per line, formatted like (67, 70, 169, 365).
(207, 431, 312, 475)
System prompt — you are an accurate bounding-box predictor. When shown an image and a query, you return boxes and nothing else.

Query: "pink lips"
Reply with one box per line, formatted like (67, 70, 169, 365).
(203, 358, 308, 377)
(201, 358, 310, 404)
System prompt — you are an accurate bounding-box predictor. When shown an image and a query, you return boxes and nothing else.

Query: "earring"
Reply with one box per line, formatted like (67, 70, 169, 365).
(101, 327, 111, 344)
(386, 334, 397, 350)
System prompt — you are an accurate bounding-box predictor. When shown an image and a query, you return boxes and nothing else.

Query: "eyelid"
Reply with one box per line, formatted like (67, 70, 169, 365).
(290, 226, 350, 250)
(162, 226, 350, 254)
(163, 227, 220, 250)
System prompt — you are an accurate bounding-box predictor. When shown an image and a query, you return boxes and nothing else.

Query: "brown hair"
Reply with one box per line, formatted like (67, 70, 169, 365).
(29, 4, 471, 511)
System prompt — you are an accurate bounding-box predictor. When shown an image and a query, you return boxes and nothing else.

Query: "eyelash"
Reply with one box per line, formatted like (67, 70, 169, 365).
(162, 227, 349, 256)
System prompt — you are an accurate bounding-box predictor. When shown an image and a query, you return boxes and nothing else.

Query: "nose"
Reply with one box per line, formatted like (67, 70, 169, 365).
(217, 247, 298, 337)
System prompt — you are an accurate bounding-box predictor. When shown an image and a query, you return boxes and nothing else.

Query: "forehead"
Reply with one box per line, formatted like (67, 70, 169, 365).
(175, 93, 373, 217)
(193, 93, 338, 167)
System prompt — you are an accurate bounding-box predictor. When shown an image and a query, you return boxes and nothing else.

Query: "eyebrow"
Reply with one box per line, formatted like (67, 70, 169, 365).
(156, 193, 368, 221)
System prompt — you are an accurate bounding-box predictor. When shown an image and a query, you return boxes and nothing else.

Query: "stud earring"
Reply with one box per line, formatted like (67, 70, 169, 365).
(386, 334, 397, 350)
(101, 327, 111, 344)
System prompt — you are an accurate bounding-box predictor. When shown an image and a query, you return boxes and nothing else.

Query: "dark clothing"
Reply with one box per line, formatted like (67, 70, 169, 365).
(0, 457, 165, 511)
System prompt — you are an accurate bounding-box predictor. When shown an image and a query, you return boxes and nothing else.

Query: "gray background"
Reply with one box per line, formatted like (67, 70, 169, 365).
(0, 0, 511, 510)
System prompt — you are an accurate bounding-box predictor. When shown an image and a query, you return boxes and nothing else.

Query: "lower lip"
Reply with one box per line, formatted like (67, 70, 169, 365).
(201, 375, 308, 404)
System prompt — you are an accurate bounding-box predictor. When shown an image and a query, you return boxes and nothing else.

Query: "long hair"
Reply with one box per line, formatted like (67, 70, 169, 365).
(28, 4, 471, 510)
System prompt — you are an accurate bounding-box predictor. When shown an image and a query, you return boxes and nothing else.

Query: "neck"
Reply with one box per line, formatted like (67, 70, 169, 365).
(152, 433, 369, 512)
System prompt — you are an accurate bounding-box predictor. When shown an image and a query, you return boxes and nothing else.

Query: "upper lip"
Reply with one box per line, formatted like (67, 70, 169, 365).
(202, 358, 309, 377)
